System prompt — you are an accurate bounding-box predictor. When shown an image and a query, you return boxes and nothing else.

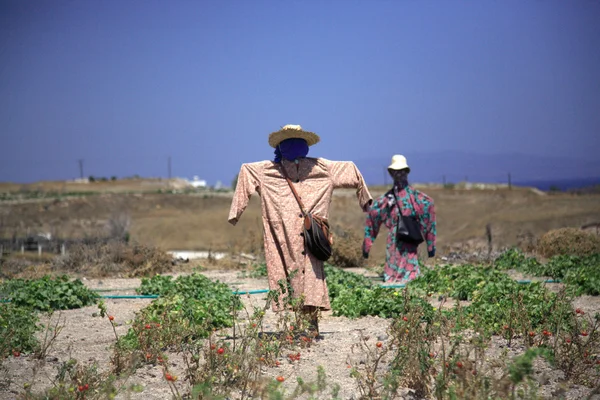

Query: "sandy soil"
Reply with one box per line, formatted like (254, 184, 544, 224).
(1, 270, 599, 400)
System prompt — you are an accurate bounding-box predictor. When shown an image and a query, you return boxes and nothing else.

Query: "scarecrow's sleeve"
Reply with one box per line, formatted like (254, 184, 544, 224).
(327, 160, 373, 211)
(228, 162, 262, 226)
(362, 194, 387, 255)
(423, 200, 437, 255)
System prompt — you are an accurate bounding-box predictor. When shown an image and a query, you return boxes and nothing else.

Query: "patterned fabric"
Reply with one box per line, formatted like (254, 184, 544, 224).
(229, 157, 372, 311)
(363, 185, 436, 283)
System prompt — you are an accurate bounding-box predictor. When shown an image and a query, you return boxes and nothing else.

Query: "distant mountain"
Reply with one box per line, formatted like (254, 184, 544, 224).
(353, 151, 600, 189)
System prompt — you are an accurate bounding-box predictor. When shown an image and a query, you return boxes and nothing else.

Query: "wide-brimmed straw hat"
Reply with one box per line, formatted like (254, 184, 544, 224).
(268, 124, 320, 148)
(388, 155, 410, 172)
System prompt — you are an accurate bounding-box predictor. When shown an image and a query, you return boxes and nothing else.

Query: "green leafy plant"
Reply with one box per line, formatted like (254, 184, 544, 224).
(0, 275, 99, 311)
(0, 303, 40, 357)
(495, 249, 600, 295)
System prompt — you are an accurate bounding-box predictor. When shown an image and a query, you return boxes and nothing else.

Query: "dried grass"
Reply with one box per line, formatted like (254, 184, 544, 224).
(536, 228, 600, 258)
(330, 224, 365, 269)
(51, 240, 173, 278)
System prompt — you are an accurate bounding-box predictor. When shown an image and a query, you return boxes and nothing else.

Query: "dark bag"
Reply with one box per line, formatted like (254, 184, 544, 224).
(281, 166, 333, 261)
(394, 191, 425, 246)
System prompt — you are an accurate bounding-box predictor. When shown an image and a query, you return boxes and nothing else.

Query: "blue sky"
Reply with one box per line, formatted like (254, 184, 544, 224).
(1, 0, 599, 185)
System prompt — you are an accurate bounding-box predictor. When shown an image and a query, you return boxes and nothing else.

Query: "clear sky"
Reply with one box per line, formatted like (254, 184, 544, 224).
(1, 0, 599, 185)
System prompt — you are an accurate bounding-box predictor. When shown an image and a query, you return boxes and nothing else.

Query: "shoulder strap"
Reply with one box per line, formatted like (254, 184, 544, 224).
(391, 187, 404, 213)
(280, 164, 307, 215)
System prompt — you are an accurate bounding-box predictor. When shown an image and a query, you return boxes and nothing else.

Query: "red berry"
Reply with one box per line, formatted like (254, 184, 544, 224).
(566, 338, 572, 343)
(165, 373, 172, 381)
(429, 352, 435, 358)
(472, 370, 477, 376)
(84, 384, 89, 390)
(145, 324, 151, 329)
(78, 386, 85, 392)
(529, 331, 535, 337)
(456, 361, 463, 368)
(108, 315, 114, 321)
(210, 344, 216, 350)
(376, 341, 383, 348)
(403, 316, 408, 322)
(276, 376, 285, 382)
(12, 351, 20, 357)
(252, 323, 257, 328)
(576, 308, 582, 314)
(581, 331, 589, 337)
(217, 347, 225, 354)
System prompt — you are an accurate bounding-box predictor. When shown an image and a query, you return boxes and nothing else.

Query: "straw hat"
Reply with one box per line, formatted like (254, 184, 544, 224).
(388, 155, 410, 172)
(268, 124, 320, 148)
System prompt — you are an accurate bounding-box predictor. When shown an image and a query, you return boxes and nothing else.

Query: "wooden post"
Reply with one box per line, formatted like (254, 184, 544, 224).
(38, 244, 42, 257)
(21, 245, 24, 254)
(61, 243, 66, 256)
(508, 172, 512, 190)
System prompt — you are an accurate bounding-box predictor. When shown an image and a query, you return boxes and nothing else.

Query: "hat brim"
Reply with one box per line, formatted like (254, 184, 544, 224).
(268, 129, 320, 148)
(388, 162, 410, 172)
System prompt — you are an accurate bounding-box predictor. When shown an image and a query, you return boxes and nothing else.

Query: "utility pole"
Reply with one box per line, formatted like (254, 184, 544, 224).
(508, 172, 512, 190)
(78, 159, 84, 179)
(168, 156, 172, 179)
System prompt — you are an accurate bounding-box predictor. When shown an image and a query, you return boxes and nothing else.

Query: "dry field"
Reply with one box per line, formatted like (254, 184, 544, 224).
(1, 184, 599, 266)
(0, 178, 186, 194)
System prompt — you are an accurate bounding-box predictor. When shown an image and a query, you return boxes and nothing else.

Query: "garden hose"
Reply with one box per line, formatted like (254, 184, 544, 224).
(0, 279, 563, 302)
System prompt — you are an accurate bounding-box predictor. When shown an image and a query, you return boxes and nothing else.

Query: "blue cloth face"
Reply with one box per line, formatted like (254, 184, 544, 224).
(274, 138, 309, 163)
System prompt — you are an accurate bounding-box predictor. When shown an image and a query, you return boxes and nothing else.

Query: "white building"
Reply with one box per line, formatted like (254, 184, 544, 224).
(189, 176, 207, 188)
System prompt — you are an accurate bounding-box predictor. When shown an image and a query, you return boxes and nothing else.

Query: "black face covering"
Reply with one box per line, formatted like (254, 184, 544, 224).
(389, 169, 409, 189)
